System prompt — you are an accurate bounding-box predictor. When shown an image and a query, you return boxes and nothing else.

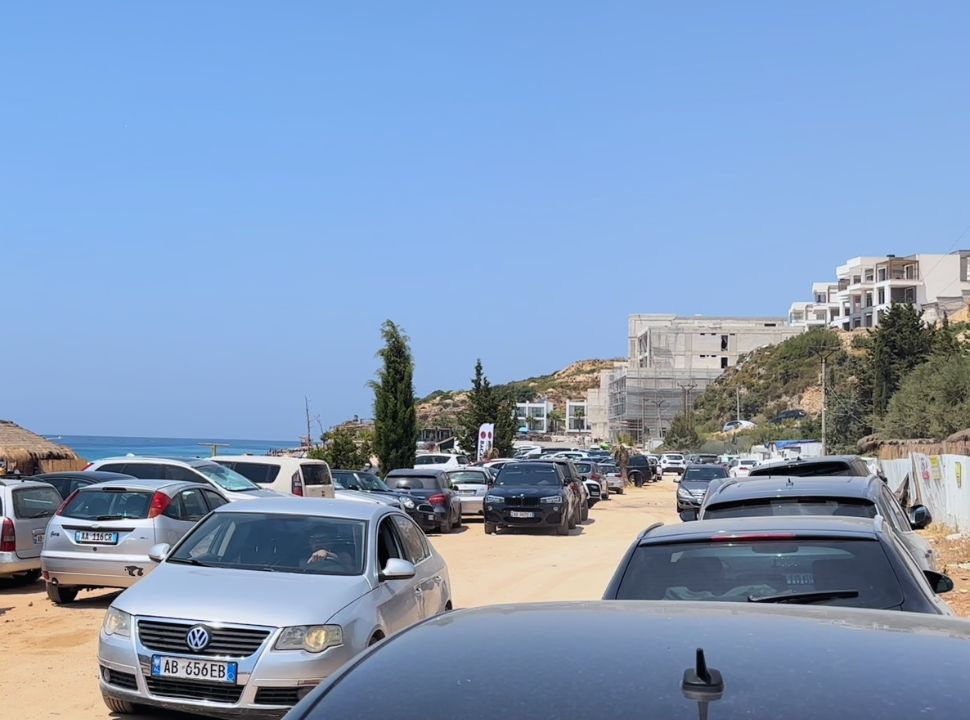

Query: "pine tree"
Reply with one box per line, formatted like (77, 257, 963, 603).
(459, 359, 504, 459)
(370, 320, 418, 473)
(868, 304, 933, 416)
(664, 414, 700, 451)
(932, 314, 962, 357)
(493, 390, 518, 457)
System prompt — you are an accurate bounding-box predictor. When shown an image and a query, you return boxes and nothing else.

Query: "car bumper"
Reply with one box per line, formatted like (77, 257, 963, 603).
(98, 621, 360, 718)
(41, 552, 153, 589)
(606, 478, 624, 490)
(676, 497, 704, 511)
(0, 552, 40, 577)
(458, 496, 485, 515)
(484, 505, 565, 527)
(663, 466, 685, 474)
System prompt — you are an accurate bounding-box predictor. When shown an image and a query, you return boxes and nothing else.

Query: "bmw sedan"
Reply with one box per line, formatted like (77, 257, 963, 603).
(98, 498, 451, 718)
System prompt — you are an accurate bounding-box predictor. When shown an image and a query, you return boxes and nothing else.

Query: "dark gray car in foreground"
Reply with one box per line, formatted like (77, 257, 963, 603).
(282, 601, 970, 720)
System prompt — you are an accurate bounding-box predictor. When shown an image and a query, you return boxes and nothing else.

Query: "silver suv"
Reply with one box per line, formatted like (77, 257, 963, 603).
(42, 479, 227, 603)
(0, 478, 63, 584)
(87, 457, 282, 501)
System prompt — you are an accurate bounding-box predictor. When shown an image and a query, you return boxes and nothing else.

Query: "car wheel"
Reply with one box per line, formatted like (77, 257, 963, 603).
(568, 509, 577, 530)
(12, 569, 41, 586)
(47, 583, 78, 605)
(439, 515, 453, 534)
(484, 523, 496, 535)
(102, 694, 136, 714)
(453, 507, 462, 527)
(616, 487, 624, 495)
(557, 514, 569, 535)
(581, 502, 589, 522)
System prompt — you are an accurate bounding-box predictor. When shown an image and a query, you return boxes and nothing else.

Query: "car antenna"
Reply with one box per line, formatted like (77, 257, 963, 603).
(682, 648, 724, 720)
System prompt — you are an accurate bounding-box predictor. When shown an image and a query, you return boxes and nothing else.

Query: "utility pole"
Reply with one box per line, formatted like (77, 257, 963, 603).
(809, 343, 839, 455)
(736, 385, 741, 422)
(305, 396, 313, 448)
(677, 381, 698, 428)
(652, 398, 666, 442)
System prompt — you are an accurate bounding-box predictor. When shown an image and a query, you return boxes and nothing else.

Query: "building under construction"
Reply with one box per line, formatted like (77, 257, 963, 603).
(606, 315, 802, 444)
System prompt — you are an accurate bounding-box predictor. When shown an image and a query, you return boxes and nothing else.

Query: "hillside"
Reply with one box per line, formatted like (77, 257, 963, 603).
(417, 359, 619, 428)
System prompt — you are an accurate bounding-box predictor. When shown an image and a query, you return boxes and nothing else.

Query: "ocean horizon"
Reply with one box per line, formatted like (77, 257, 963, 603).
(48, 434, 301, 462)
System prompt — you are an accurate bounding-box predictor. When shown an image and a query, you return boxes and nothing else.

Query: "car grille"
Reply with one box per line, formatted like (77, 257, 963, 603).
(101, 666, 138, 691)
(254, 687, 302, 706)
(505, 497, 540, 508)
(138, 620, 270, 657)
(146, 677, 243, 704)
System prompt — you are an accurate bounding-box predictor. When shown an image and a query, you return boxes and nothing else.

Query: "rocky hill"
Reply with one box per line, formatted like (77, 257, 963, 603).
(417, 359, 619, 428)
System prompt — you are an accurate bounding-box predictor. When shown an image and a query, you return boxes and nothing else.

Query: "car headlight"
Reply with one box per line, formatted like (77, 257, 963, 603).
(677, 488, 692, 498)
(103, 607, 131, 637)
(399, 496, 416, 509)
(540, 496, 563, 504)
(485, 495, 504, 503)
(275, 625, 343, 653)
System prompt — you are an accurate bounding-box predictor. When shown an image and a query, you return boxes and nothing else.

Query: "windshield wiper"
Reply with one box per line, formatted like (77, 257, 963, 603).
(95, 514, 128, 521)
(166, 557, 214, 567)
(748, 589, 859, 604)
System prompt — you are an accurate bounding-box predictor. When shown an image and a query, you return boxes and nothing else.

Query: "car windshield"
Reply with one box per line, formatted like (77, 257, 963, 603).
(665, 455, 684, 461)
(356, 473, 390, 491)
(169, 512, 366, 575)
(616, 538, 903, 609)
(682, 466, 729, 483)
(495, 465, 561, 487)
(415, 455, 449, 465)
(574, 462, 593, 473)
(62, 489, 153, 520)
(704, 498, 879, 520)
(192, 462, 261, 492)
(749, 461, 858, 477)
(450, 471, 488, 485)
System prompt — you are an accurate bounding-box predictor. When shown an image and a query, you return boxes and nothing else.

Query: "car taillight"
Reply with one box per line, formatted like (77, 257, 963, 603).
(292, 472, 304, 496)
(1, 518, 16, 552)
(81, 462, 94, 471)
(711, 533, 796, 542)
(56, 489, 80, 516)
(148, 492, 171, 518)
(428, 494, 448, 506)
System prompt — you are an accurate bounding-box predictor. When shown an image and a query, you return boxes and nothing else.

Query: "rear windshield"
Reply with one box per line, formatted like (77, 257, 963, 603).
(749, 461, 859, 477)
(386, 475, 438, 490)
(301, 464, 332, 486)
(664, 455, 684, 461)
(703, 498, 878, 520)
(218, 462, 281, 485)
(616, 538, 903, 609)
(495, 465, 561, 487)
(574, 462, 593, 473)
(415, 455, 449, 465)
(62, 489, 154, 520)
(12, 486, 63, 519)
(449, 471, 489, 485)
(682, 466, 729, 482)
(600, 464, 620, 473)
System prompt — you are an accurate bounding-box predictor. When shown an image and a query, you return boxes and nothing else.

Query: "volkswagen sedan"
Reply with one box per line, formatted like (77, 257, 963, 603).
(98, 498, 451, 718)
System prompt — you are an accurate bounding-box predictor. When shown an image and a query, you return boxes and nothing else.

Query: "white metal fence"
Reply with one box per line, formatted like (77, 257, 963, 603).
(880, 453, 970, 533)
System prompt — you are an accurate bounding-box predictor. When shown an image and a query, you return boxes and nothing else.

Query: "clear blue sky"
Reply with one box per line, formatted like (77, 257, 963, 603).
(4, 3, 968, 440)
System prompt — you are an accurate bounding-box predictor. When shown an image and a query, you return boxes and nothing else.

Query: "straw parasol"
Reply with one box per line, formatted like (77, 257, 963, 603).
(0, 420, 80, 475)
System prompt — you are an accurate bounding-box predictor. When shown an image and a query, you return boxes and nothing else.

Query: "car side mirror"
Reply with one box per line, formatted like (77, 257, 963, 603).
(924, 570, 954, 594)
(910, 505, 932, 530)
(679, 510, 698, 522)
(673, 477, 681, 483)
(148, 543, 172, 563)
(380, 558, 416, 581)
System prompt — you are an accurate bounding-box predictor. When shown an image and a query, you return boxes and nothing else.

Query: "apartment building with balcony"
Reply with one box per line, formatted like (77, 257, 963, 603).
(789, 252, 970, 330)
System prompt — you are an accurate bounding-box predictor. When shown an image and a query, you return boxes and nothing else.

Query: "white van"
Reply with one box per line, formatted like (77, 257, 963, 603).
(210, 456, 335, 498)
(413, 453, 470, 470)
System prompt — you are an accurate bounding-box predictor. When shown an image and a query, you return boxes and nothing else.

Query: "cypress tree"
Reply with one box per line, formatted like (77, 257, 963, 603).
(868, 304, 933, 416)
(370, 320, 418, 473)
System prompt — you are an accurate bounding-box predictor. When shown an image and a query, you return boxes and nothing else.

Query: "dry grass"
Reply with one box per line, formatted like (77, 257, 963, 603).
(924, 526, 970, 617)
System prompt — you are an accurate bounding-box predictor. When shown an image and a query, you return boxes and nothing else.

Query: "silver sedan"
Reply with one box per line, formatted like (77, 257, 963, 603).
(448, 468, 492, 518)
(98, 498, 452, 718)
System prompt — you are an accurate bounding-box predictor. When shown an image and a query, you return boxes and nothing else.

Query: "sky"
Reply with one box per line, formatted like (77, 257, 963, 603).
(3, 3, 969, 440)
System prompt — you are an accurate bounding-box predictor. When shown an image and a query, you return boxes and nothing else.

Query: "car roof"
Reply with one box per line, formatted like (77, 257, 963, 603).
(296, 601, 970, 719)
(754, 455, 861, 469)
(213, 455, 325, 466)
(638, 514, 883, 544)
(31, 471, 135, 481)
(75, 478, 206, 492)
(216, 497, 391, 520)
(91, 456, 213, 467)
(385, 468, 446, 477)
(706, 476, 878, 504)
(0, 477, 61, 489)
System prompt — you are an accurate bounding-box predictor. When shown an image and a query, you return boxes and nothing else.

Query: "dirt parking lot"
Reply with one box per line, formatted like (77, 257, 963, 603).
(0, 479, 681, 720)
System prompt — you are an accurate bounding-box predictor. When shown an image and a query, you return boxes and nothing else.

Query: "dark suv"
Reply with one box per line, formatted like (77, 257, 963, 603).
(484, 462, 579, 535)
(627, 455, 659, 486)
(383, 469, 462, 534)
(676, 464, 729, 515)
(748, 455, 874, 478)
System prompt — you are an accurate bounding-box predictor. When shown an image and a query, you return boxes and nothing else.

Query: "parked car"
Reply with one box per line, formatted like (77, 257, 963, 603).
(728, 458, 758, 478)
(603, 516, 953, 614)
(599, 463, 625, 494)
(41, 479, 228, 604)
(87, 457, 281, 501)
(696, 475, 937, 570)
(574, 461, 609, 502)
(722, 420, 756, 433)
(660, 453, 687, 475)
(685, 453, 721, 465)
(0, 477, 63, 585)
(448, 467, 493, 518)
(675, 464, 729, 516)
(528, 457, 590, 521)
(282, 601, 970, 720)
(483, 462, 579, 535)
(770, 409, 807, 424)
(413, 453, 470, 470)
(748, 455, 875, 478)
(383, 469, 462, 533)
(211, 456, 335, 498)
(582, 476, 602, 506)
(98, 498, 451, 717)
(626, 455, 659, 486)
(29, 470, 134, 500)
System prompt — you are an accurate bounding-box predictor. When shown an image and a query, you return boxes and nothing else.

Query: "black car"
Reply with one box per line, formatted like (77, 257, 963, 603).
(331, 469, 429, 525)
(748, 454, 875, 478)
(770, 409, 807, 424)
(696, 475, 937, 570)
(283, 601, 970, 720)
(604, 516, 953, 614)
(675, 464, 729, 515)
(626, 455, 659, 486)
(526, 457, 589, 521)
(483, 462, 579, 535)
(383, 469, 462, 534)
(29, 470, 135, 500)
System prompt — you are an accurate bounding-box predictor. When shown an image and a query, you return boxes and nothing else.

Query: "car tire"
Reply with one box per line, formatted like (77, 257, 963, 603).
(47, 583, 78, 605)
(12, 569, 41, 586)
(439, 515, 452, 534)
(616, 487, 624, 495)
(484, 522, 496, 534)
(453, 508, 462, 527)
(568, 510, 577, 530)
(581, 502, 589, 522)
(557, 515, 569, 535)
(102, 694, 136, 714)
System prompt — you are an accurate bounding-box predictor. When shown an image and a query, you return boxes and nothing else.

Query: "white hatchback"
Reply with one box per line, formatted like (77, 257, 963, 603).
(211, 456, 335, 498)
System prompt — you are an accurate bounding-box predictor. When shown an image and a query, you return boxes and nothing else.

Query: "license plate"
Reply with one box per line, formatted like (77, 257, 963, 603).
(424, 513, 436, 522)
(75, 531, 119, 545)
(460, 489, 477, 495)
(151, 655, 238, 684)
(510, 511, 534, 518)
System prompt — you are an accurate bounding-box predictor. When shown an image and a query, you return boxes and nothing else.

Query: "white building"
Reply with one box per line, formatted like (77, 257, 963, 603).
(790, 253, 970, 330)
(515, 400, 551, 433)
(565, 400, 590, 434)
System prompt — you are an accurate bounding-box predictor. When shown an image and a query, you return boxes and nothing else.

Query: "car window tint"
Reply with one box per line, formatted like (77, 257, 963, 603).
(376, 517, 404, 568)
(449, 471, 488, 485)
(220, 462, 280, 485)
(879, 486, 911, 531)
(749, 461, 855, 477)
(43, 477, 70, 499)
(180, 489, 209, 521)
(95, 464, 126, 474)
(703, 498, 878, 519)
(202, 490, 228, 510)
(682, 467, 729, 482)
(386, 476, 435, 490)
(165, 465, 204, 483)
(617, 539, 903, 609)
(301, 464, 332, 486)
(12, 486, 62, 519)
(62, 490, 153, 520)
(392, 515, 431, 563)
(120, 463, 168, 480)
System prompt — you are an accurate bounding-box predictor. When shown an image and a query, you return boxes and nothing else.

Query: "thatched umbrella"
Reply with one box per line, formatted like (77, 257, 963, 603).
(0, 420, 80, 475)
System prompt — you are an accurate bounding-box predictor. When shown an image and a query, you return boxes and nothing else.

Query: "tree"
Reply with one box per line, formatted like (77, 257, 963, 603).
(868, 304, 934, 416)
(664, 413, 700, 451)
(547, 409, 564, 433)
(493, 391, 518, 457)
(308, 425, 372, 469)
(370, 320, 418, 473)
(882, 354, 970, 440)
(932, 314, 962, 357)
(458, 360, 491, 458)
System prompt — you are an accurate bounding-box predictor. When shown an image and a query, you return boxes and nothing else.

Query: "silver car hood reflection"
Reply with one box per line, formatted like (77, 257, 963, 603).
(113, 562, 373, 627)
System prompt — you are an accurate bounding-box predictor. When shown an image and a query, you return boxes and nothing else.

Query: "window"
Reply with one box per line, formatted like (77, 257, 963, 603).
(877, 288, 885, 305)
(166, 465, 207, 483)
(703, 498, 877, 520)
(219, 462, 281, 485)
(12, 486, 62, 519)
(117, 463, 167, 480)
(301, 464, 332, 486)
(61, 490, 153, 520)
(763, 323, 776, 327)
(853, 275, 861, 285)
(878, 486, 912, 532)
(377, 517, 405, 569)
(720, 357, 728, 369)
(392, 515, 431, 563)
(202, 490, 229, 510)
(449, 471, 489, 485)
(385, 474, 439, 490)
(878, 268, 887, 282)
(720, 335, 728, 350)
(864, 269, 874, 282)
(179, 489, 209, 521)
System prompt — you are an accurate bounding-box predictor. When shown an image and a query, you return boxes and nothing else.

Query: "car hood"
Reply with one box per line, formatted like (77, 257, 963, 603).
(680, 480, 714, 493)
(489, 486, 563, 497)
(224, 488, 284, 501)
(112, 563, 374, 627)
(334, 489, 399, 507)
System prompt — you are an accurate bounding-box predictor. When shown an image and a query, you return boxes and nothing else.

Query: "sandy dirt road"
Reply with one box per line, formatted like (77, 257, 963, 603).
(0, 478, 680, 720)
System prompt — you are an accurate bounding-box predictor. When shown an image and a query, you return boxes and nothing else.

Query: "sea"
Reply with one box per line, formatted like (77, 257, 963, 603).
(48, 435, 300, 462)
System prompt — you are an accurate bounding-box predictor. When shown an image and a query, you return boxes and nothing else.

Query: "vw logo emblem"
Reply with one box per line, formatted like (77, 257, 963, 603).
(185, 625, 210, 652)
